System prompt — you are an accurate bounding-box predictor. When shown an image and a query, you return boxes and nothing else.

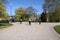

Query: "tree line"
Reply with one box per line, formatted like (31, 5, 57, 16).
(0, 0, 60, 22)
(41, 0, 60, 22)
(14, 7, 37, 22)
(0, 0, 37, 22)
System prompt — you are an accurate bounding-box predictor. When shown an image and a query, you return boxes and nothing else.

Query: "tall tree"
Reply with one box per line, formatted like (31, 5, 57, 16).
(43, 0, 60, 22)
(26, 6, 37, 18)
(14, 8, 28, 21)
(41, 12, 47, 22)
(0, 2, 9, 20)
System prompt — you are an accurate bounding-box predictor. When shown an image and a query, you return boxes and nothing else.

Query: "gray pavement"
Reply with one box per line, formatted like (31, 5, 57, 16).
(0, 22, 60, 40)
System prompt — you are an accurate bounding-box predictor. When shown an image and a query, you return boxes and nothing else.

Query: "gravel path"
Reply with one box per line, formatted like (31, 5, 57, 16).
(0, 22, 60, 40)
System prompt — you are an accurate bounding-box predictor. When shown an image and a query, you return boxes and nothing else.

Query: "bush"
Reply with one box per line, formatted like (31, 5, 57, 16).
(0, 23, 13, 29)
(23, 18, 29, 22)
(0, 20, 9, 23)
(0, 23, 8, 26)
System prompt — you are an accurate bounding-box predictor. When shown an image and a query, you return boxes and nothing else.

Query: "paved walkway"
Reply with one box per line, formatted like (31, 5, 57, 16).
(0, 22, 60, 40)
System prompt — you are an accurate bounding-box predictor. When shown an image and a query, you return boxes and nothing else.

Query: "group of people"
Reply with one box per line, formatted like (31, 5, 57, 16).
(19, 18, 41, 25)
(10, 17, 41, 25)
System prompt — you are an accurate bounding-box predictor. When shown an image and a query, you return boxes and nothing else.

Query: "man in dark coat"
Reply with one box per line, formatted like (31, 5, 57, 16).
(29, 18, 32, 25)
(39, 17, 41, 24)
(19, 19, 22, 24)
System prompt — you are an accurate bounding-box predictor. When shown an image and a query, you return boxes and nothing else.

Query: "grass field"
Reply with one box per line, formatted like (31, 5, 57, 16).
(0, 23, 13, 29)
(54, 25, 60, 34)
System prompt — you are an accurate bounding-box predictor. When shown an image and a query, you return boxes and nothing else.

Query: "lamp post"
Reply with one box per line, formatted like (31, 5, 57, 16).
(10, 3, 12, 16)
(9, 3, 12, 23)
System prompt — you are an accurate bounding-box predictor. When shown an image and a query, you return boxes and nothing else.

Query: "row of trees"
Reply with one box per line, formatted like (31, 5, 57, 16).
(42, 0, 60, 22)
(14, 7, 37, 21)
(0, 0, 38, 22)
(1, 0, 60, 22)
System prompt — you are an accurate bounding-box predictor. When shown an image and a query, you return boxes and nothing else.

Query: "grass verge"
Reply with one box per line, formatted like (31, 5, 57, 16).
(0, 23, 13, 29)
(54, 25, 60, 34)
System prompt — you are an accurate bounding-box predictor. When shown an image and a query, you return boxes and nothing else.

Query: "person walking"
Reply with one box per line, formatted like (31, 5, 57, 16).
(19, 19, 22, 24)
(29, 18, 32, 25)
(39, 17, 41, 24)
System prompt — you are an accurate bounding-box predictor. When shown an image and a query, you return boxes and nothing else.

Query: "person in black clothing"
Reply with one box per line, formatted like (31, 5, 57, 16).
(19, 19, 22, 24)
(39, 17, 41, 24)
(29, 19, 32, 25)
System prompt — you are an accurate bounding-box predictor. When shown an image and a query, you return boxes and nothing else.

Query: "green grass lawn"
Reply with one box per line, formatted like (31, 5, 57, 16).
(54, 25, 60, 34)
(0, 23, 13, 29)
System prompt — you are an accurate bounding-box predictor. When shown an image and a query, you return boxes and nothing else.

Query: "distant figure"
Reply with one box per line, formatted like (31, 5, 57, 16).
(39, 17, 41, 24)
(19, 19, 22, 24)
(29, 19, 32, 25)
